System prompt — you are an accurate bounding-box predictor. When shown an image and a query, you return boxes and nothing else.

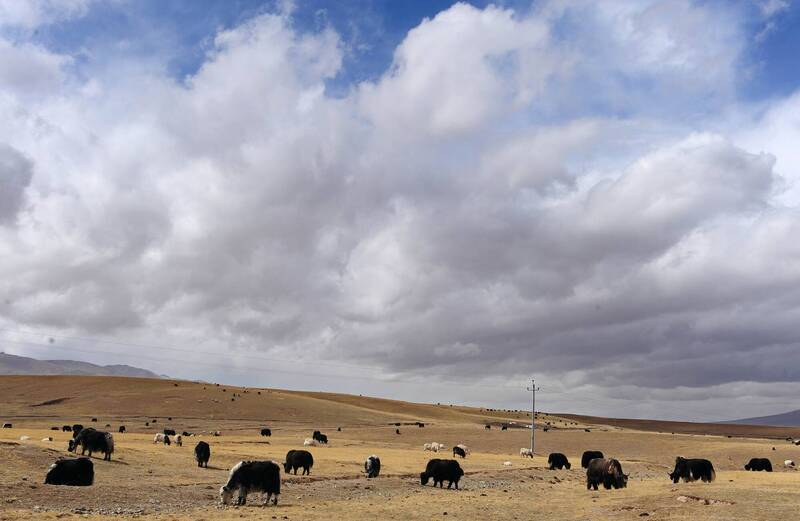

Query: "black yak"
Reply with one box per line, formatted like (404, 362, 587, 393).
(365, 455, 381, 478)
(44, 458, 93, 486)
(261, 428, 271, 437)
(548, 452, 571, 470)
(420, 459, 464, 489)
(69, 428, 114, 461)
(283, 449, 313, 475)
(669, 457, 715, 483)
(195, 441, 210, 468)
(581, 450, 604, 468)
(744, 458, 772, 472)
(586, 458, 628, 490)
(220, 461, 280, 506)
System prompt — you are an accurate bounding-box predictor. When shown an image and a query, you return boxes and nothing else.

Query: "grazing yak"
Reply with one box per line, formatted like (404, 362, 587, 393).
(520, 448, 533, 458)
(453, 446, 467, 458)
(548, 453, 571, 470)
(420, 459, 464, 489)
(744, 458, 772, 472)
(501, 425, 508, 431)
(669, 457, 716, 483)
(69, 428, 114, 461)
(284, 449, 314, 475)
(586, 458, 628, 490)
(182, 431, 193, 437)
(51, 426, 60, 431)
(220, 461, 280, 506)
(261, 428, 271, 437)
(118, 426, 126, 433)
(62, 425, 72, 432)
(163, 429, 177, 436)
(71, 425, 84, 438)
(312, 431, 328, 444)
(365, 455, 381, 478)
(2, 423, 11, 429)
(174, 434, 183, 447)
(44, 458, 94, 486)
(195, 441, 211, 468)
(581, 450, 604, 468)
(396, 429, 401, 435)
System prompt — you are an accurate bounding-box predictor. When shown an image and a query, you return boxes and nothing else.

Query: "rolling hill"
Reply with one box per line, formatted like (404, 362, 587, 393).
(725, 409, 800, 427)
(0, 352, 163, 379)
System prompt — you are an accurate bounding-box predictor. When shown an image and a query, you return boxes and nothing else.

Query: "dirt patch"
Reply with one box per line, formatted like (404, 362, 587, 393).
(31, 397, 71, 407)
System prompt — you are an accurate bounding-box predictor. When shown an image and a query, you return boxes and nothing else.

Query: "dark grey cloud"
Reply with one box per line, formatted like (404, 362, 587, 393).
(0, 143, 32, 224)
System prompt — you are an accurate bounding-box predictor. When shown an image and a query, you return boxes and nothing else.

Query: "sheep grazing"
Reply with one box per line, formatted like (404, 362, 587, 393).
(784, 460, 796, 468)
(520, 448, 533, 458)
(303, 438, 319, 447)
(174, 434, 183, 447)
(154, 433, 171, 445)
(220, 461, 281, 506)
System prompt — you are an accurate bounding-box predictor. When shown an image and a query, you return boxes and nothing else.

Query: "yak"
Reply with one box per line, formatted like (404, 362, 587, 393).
(548, 452, 571, 470)
(69, 428, 114, 461)
(284, 449, 314, 475)
(581, 450, 604, 468)
(669, 457, 715, 483)
(195, 441, 211, 468)
(744, 458, 772, 472)
(220, 461, 280, 506)
(45, 458, 94, 486)
(420, 459, 464, 489)
(586, 458, 628, 490)
(365, 455, 381, 478)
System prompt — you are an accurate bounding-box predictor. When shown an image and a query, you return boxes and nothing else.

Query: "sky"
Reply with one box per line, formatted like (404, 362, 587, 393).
(1, 0, 800, 422)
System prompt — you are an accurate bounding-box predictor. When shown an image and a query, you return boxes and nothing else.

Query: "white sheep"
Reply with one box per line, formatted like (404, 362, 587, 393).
(520, 447, 533, 458)
(303, 438, 318, 447)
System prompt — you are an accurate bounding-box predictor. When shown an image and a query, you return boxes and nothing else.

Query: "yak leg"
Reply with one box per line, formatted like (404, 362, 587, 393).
(237, 487, 247, 505)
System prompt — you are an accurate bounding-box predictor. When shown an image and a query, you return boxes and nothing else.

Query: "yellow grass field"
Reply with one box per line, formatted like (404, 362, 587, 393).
(2, 375, 800, 520)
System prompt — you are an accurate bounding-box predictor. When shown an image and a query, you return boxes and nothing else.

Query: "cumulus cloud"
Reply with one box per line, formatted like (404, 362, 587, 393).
(0, 1, 798, 420)
(0, 0, 95, 29)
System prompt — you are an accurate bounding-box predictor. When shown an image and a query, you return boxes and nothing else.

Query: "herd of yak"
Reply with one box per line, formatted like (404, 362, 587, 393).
(0, 420, 782, 507)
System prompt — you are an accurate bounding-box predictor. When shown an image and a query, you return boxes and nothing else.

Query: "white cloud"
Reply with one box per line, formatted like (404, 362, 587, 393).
(0, 0, 95, 29)
(1, 1, 799, 420)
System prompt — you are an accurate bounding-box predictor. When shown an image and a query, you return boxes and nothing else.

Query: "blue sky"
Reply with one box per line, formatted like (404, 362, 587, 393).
(2, 0, 800, 421)
(19, 0, 800, 99)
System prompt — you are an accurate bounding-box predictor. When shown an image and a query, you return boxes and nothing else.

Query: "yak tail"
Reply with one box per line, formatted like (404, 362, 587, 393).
(709, 466, 716, 482)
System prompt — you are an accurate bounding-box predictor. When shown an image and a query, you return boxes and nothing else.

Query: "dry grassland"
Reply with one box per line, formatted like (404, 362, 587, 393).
(2, 375, 800, 520)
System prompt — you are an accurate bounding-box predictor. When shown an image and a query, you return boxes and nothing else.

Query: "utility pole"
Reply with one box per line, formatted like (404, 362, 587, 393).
(527, 378, 539, 454)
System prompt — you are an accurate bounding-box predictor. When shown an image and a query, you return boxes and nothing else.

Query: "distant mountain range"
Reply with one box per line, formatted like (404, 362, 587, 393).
(0, 352, 164, 379)
(725, 410, 800, 427)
